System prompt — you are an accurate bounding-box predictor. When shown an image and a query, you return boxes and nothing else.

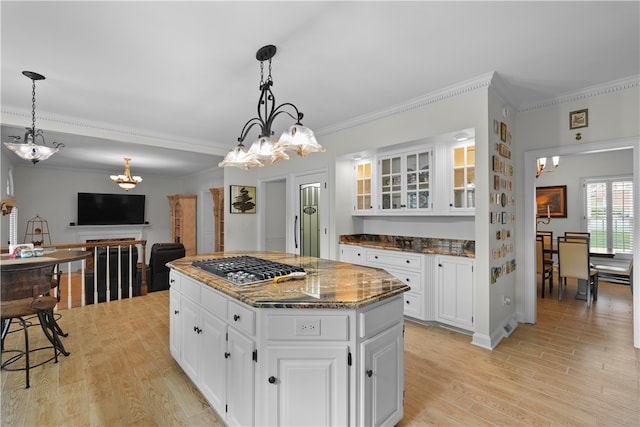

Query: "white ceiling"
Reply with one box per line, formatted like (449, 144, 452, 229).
(1, 1, 639, 177)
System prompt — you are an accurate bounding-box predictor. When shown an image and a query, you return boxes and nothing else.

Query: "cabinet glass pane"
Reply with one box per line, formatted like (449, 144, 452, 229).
(391, 157, 401, 173)
(454, 189, 464, 208)
(364, 180, 371, 193)
(407, 192, 417, 209)
(467, 167, 475, 186)
(406, 155, 416, 172)
(419, 152, 429, 170)
(453, 147, 465, 167)
(467, 190, 475, 208)
(467, 147, 475, 166)
(418, 191, 429, 209)
(381, 159, 390, 175)
(392, 194, 401, 209)
(454, 169, 465, 188)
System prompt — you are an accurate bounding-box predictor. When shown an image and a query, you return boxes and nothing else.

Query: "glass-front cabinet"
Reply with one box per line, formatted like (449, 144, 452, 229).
(451, 143, 475, 211)
(353, 158, 374, 213)
(379, 148, 432, 213)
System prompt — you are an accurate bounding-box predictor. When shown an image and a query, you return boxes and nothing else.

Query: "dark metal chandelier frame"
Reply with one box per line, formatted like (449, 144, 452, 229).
(236, 45, 304, 145)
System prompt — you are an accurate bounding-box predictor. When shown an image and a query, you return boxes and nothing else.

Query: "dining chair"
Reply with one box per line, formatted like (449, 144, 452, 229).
(564, 231, 590, 242)
(536, 235, 554, 297)
(557, 236, 598, 307)
(537, 231, 554, 267)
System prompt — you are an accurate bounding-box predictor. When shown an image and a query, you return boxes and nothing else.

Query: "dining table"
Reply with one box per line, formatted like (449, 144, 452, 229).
(1, 249, 91, 354)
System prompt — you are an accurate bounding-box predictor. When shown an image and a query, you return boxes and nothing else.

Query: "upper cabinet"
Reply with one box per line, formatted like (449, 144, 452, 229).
(450, 142, 475, 212)
(378, 147, 432, 213)
(350, 132, 474, 216)
(353, 158, 375, 214)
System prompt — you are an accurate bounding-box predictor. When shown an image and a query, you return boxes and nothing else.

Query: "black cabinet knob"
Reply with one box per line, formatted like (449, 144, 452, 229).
(233, 314, 240, 321)
(225, 352, 231, 359)
(174, 310, 179, 315)
(170, 278, 175, 283)
(366, 370, 373, 378)
(268, 376, 277, 384)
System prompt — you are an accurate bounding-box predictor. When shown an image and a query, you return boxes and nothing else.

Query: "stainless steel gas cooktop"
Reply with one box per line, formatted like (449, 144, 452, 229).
(192, 255, 305, 285)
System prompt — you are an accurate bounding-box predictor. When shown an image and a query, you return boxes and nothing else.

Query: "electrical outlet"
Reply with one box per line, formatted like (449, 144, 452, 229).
(503, 296, 511, 306)
(295, 318, 321, 336)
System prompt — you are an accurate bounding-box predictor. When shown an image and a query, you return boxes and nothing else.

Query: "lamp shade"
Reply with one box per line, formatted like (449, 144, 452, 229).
(218, 144, 264, 170)
(277, 125, 325, 157)
(248, 137, 290, 164)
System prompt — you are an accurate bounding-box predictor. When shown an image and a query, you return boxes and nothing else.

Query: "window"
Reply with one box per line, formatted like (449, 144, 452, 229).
(583, 176, 633, 253)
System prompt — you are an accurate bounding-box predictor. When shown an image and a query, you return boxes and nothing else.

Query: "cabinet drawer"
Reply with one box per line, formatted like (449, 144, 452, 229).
(201, 285, 227, 319)
(366, 249, 422, 270)
(266, 314, 350, 341)
(181, 275, 201, 303)
(228, 301, 256, 336)
(403, 292, 424, 319)
(359, 296, 404, 338)
(386, 268, 423, 293)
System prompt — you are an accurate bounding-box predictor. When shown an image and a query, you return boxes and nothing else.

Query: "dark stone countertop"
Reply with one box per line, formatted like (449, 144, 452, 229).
(340, 234, 475, 258)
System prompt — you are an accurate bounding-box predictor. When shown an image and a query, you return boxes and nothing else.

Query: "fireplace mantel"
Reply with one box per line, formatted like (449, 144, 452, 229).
(70, 224, 149, 243)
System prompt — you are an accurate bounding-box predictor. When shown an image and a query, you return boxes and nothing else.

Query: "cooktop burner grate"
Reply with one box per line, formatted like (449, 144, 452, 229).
(192, 255, 305, 285)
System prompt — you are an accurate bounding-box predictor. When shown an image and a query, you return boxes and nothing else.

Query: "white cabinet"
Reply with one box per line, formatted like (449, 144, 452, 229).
(353, 158, 376, 214)
(435, 255, 474, 330)
(170, 271, 255, 425)
(378, 148, 432, 213)
(265, 345, 349, 426)
(360, 323, 404, 427)
(339, 243, 366, 265)
(366, 248, 426, 321)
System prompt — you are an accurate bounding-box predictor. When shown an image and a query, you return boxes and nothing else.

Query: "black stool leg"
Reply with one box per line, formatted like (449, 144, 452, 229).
(38, 310, 65, 358)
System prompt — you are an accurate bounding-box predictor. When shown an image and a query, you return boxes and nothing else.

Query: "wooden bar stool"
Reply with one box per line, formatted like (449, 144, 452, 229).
(1, 264, 61, 388)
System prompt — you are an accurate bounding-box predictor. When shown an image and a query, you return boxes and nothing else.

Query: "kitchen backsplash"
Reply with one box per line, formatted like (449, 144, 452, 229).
(340, 234, 475, 257)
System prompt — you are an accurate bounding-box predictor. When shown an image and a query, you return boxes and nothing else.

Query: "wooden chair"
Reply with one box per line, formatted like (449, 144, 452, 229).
(537, 231, 554, 267)
(1, 265, 61, 388)
(557, 236, 599, 307)
(537, 235, 554, 298)
(564, 231, 590, 242)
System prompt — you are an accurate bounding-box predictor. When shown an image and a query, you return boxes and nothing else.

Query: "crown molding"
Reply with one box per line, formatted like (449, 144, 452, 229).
(315, 72, 495, 137)
(518, 75, 640, 113)
(0, 108, 230, 157)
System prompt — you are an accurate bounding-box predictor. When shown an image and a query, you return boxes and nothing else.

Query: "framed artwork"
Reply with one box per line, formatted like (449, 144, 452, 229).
(570, 109, 588, 129)
(500, 122, 507, 142)
(230, 185, 256, 214)
(536, 185, 567, 218)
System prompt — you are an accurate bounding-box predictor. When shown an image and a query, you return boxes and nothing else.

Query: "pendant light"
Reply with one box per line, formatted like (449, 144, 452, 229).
(3, 71, 65, 164)
(219, 44, 324, 169)
(110, 157, 143, 191)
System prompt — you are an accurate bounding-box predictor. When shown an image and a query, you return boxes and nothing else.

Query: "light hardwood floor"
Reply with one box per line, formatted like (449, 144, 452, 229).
(1, 278, 638, 426)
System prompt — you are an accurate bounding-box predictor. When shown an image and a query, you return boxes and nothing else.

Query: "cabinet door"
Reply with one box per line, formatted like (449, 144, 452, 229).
(405, 150, 431, 211)
(226, 328, 256, 427)
(451, 142, 475, 212)
(436, 256, 474, 330)
(379, 155, 403, 211)
(169, 289, 181, 360)
(199, 308, 227, 416)
(354, 159, 375, 213)
(180, 296, 201, 382)
(265, 345, 349, 427)
(360, 323, 404, 427)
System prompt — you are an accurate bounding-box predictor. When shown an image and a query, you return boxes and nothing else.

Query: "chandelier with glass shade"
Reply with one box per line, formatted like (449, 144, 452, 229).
(219, 44, 324, 170)
(110, 157, 142, 191)
(3, 71, 65, 164)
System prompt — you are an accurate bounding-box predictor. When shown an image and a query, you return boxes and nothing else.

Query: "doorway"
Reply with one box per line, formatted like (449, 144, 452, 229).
(524, 138, 639, 347)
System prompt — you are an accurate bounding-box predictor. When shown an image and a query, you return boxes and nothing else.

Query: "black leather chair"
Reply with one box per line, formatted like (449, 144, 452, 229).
(85, 247, 140, 304)
(148, 243, 185, 292)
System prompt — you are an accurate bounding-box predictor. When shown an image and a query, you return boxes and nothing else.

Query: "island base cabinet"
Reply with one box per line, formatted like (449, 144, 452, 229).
(264, 345, 349, 427)
(360, 323, 404, 427)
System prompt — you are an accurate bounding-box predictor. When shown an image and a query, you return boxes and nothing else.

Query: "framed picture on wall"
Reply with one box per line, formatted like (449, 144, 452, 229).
(570, 109, 588, 129)
(230, 185, 256, 214)
(536, 185, 567, 218)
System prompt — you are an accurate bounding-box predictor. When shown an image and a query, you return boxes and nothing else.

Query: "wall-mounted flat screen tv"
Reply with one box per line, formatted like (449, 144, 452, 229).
(77, 192, 146, 225)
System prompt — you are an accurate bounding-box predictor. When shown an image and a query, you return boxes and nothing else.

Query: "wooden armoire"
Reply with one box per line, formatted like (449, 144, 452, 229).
(167, 194, 197, 256)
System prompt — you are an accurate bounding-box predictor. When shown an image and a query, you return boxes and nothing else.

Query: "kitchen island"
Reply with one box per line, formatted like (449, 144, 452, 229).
(167, 251, 409, 427)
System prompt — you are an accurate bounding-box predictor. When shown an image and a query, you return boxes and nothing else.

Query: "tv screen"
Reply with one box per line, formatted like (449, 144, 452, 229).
(77, 192, 146, 225)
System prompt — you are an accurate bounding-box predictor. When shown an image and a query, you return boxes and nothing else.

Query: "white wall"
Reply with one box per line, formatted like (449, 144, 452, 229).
(1, 155, 198, 262)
